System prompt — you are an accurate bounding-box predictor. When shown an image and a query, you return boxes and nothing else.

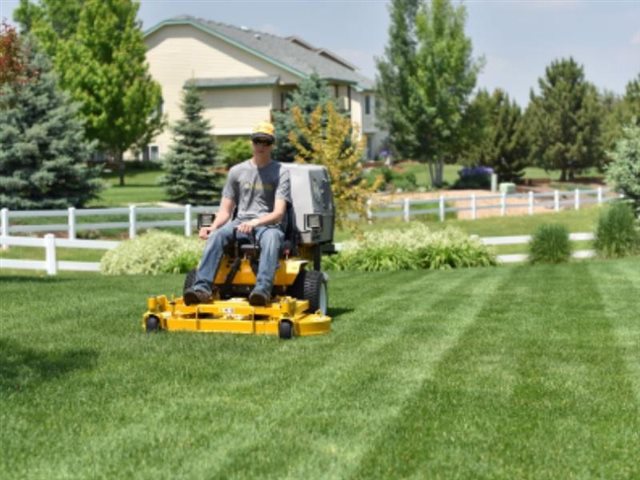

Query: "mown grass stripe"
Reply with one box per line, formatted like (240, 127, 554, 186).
(591, 259, 640, 403)
(177, 270, 476, 479)
(353, 262, 640, 479)
(213, 268, 508, 479)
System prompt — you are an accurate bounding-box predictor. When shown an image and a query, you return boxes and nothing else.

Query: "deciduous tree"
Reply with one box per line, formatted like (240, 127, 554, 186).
(16, 0, 164, 186)
(376, 0, 482, 187)
(289, 102, 380, 229)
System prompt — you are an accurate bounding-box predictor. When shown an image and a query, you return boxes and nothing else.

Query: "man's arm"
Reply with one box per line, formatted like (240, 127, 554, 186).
(199, 197, 235, 239)
(236, 198, 287, 234)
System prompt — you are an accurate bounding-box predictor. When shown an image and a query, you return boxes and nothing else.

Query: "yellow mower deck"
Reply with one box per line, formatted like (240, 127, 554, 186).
(143, 294, 330, 338)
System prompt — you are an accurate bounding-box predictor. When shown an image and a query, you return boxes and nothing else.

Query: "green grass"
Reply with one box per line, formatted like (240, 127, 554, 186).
(89, 168, 165, 207)
(1, 258, 639, 478)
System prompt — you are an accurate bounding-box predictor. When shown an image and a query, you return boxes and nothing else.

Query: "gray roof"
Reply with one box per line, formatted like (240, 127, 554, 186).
(189, 76, 280, 88)
(145, 15, 375, 92)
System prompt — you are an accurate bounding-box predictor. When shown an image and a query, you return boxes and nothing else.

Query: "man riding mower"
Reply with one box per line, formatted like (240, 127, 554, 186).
(143, 122, 335, 339)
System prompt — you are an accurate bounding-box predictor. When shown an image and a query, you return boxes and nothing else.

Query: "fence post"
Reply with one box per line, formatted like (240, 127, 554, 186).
(366, 198, 372, 223)
(500, 192, 507, 216)
(439, 195, 445, 222)
(554, 190, 560, 212)
(184, 204, 192, 236)
(68, 207, 76, 240)
(574, 189, 580, 210)
(528, 191, 534, 216)
(471, 193, 477, 220)
(44, 233, 57, 275)
(403, 198, 410, 223)
(129, 205, 137, 239)
(597, 187, 603, 205)
(1, 208, 8, 251)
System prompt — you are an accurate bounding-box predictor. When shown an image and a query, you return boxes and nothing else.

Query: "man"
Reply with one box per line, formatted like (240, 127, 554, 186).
(183, 121, 291, 306)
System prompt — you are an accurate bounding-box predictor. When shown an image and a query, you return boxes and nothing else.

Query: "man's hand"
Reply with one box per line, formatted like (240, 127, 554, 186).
(199, 226, 214, 240)
(237, 219, 259, 234)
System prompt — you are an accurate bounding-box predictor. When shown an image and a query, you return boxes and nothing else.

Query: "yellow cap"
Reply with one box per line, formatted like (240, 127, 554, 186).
(251, 121, 275, 141)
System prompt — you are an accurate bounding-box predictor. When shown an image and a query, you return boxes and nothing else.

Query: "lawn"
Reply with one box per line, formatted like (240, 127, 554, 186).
(2, 258, 639, 478)
(89, 167, 165, 207)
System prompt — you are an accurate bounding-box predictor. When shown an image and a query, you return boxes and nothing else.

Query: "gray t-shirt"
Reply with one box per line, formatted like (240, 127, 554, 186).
(222, 159, 291, 222)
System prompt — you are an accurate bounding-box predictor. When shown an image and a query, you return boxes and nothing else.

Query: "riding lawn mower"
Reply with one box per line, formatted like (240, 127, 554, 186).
(142, 164, 335, 339)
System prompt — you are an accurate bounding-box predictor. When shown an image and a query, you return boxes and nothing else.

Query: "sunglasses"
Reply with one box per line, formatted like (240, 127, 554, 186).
(252, 138, 273, 146)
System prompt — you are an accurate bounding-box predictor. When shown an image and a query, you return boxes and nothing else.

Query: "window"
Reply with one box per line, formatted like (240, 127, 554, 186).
(365, 95, 371, 115)
(148, 145, 159, 161)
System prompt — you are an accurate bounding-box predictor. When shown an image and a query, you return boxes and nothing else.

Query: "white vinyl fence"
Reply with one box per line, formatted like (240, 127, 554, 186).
(1, 205, 214, 240)
(1, 232, 596, 275)
(365, 187, 617, 222)
(0, 189, 618, 243)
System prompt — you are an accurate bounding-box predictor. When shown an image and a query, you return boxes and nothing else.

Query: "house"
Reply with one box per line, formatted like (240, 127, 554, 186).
(143, 15, 383, 160)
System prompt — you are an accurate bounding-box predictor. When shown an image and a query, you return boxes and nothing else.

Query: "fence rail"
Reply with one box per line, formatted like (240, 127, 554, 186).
(1, 232, 596, 275)
(365, 187, 618, 222)
(1, 188, 618, 245)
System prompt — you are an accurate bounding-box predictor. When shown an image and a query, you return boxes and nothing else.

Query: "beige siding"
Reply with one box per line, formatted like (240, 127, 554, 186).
(145, 24, 300, 154)
(200, 87, 273, 135)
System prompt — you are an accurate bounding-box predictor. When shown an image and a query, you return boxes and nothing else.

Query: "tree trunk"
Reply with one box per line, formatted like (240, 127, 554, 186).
(428, 160, 435, 189)
(117, 150, 125, 187)
(560, 169, 567, 182)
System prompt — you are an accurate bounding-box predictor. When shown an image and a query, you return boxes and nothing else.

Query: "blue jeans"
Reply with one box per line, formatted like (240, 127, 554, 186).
(192, 220, 284, 295)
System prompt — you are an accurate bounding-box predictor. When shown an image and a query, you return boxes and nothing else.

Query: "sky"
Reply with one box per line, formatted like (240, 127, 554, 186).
(1, 0, 638, 107)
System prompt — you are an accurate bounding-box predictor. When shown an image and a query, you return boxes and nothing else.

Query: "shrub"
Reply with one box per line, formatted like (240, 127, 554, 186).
(528, 224, 571, 264)
(100, 230, 202, 275)
(219, 138, 252, 169)
(452, 166, 493, 190)
(594, 201, 640, 258)
(323, 224, 496, 271)
(606, 124, 640, 214)
(363, 166, 418, 192)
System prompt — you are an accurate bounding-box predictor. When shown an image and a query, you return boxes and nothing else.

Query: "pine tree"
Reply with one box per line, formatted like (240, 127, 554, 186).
(468, 89, 529, 182)
(0, 37, 101, 209)
(160, 83, 222, 205)
(272, 73, 337, 163)
(526, 57, 604, 181)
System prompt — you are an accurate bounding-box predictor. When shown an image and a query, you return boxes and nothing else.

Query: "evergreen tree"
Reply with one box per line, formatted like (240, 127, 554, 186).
(601, 76, 640, 158)
(468, 89, 529, 182)
(526, 57, 604, 181)
(606, 123, 640, 213)
(272, 73, 337, 163)
(0, 37, 101, 209)
(160, 83, 222, 205)
(376, 0, 482, 187)
(16, 0, 164, 186)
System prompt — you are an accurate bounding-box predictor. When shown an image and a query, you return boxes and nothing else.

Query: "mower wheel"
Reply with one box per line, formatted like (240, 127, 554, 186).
(146, 315, 160, 332)
(279, 320, 294, 339)
(183, 268, 197, 295)
(297, 270, 328, 315)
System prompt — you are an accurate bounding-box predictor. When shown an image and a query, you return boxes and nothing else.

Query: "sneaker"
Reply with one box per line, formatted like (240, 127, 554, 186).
(249, 289, 270, 306)
(184, 288, 212, 306)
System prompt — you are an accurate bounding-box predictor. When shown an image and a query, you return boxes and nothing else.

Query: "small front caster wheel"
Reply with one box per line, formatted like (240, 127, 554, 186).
(146, 315, 160, 333)
(278, 320, 293, 340)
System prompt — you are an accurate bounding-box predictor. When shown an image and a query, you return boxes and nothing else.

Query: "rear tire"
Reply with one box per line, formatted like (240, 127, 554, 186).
(183, 268, 197, 295)
(290, 270, 328, 314)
